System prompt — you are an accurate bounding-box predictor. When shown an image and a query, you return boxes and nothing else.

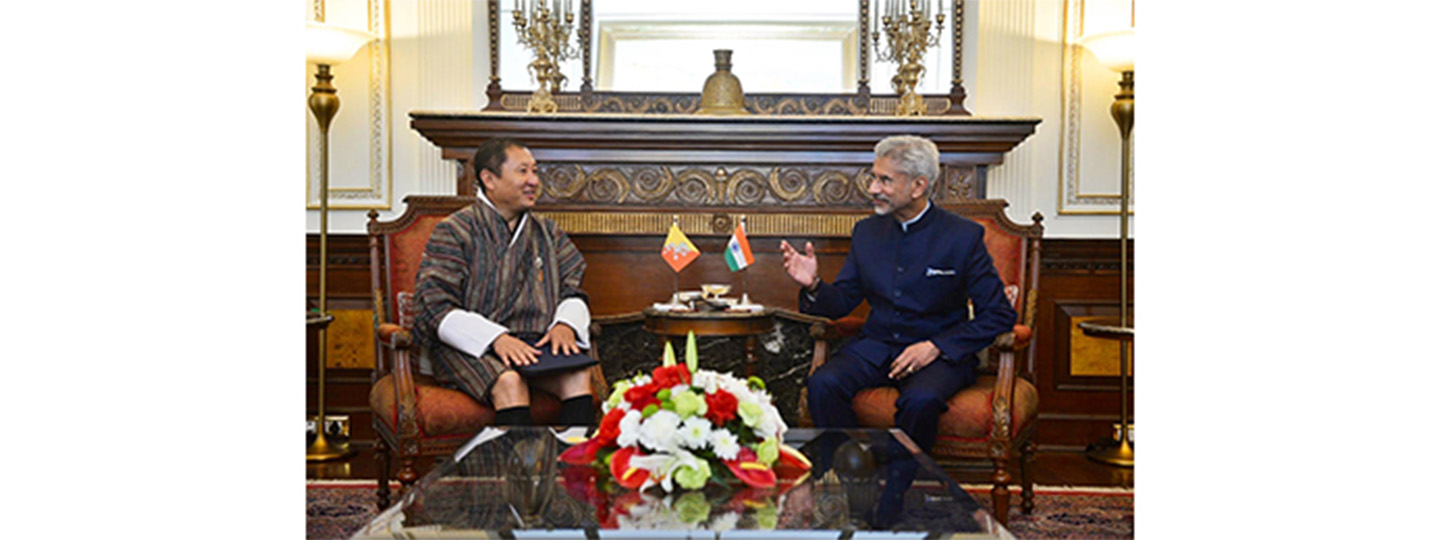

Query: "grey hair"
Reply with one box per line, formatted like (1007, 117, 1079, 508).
(874, 135, 941, 185)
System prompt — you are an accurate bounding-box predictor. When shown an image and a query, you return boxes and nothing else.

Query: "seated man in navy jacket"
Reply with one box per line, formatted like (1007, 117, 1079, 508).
(781, 135, 1017, 456)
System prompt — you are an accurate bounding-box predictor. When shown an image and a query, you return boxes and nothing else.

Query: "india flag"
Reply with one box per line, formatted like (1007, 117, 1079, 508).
(661, 222, 700, 273)
(724, 223, 754, 272)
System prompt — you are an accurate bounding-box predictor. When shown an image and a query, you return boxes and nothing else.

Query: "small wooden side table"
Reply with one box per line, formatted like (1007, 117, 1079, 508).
(1078, 317, 1134, 468)
(641, 307, 776, 377)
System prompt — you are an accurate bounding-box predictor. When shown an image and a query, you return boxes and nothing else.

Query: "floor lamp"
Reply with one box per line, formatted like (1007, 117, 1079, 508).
(1079, 28, 1134, 468)
(306, 21, 374, 462)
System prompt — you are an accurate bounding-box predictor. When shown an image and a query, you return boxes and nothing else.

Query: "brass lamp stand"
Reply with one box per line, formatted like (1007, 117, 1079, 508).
(1078, 29, 1134, 468)
(306, 21, 374, 462)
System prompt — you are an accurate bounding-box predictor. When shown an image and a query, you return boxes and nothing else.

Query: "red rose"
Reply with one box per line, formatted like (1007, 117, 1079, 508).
(651, 364, 692, 389)
(624, 383, 660, 412)
(596, 407, 625, 446)
(705, 388, 739, 426)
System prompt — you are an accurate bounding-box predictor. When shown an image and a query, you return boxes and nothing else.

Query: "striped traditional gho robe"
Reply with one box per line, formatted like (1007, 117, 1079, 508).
(412, 200, 588, 405)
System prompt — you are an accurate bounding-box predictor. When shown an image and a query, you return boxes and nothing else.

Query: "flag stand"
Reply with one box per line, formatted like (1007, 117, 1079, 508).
(741, 269, 749, 306)
(670, 215, 682, 306)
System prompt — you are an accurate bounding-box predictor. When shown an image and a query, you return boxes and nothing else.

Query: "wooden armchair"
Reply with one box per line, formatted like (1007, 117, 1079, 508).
(366, 195, 608, 510)
(798, 201, 1043, 526)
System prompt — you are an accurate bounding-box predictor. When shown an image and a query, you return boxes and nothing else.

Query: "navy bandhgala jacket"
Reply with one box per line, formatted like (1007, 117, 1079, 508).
(799, 202, 1017, 370)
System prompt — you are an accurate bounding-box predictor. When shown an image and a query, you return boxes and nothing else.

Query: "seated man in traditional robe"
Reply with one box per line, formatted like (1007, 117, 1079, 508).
(412, 137, 596, 426)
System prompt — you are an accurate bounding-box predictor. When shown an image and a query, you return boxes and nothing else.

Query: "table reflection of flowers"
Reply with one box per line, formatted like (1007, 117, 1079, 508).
(560, 463, 806, 531)
(559, 331, 812, 493)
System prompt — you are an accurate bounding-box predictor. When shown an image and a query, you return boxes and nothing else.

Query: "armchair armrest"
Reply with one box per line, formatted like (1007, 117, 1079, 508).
(989, 324, 1033, 353)
(588, 322, 609, 400)
(373, 322, 422, 438)
(806, 316, 865, 376)
(377, 323, 412, 349)
(809, 316, 866, 341)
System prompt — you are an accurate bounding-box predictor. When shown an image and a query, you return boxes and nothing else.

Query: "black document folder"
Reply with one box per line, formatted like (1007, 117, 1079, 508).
(508, 335, 598, 377)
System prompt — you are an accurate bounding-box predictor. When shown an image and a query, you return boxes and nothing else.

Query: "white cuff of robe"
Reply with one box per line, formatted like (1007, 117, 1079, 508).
(549, 297, 592, 349)
(437, 310, 510, 359)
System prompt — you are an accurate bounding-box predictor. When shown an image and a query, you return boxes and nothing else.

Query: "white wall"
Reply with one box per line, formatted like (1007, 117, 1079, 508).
(306, 0, 1133, 238)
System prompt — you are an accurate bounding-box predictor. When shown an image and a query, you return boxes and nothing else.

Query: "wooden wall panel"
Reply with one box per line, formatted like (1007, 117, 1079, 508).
(1031, 238, 1134, 451)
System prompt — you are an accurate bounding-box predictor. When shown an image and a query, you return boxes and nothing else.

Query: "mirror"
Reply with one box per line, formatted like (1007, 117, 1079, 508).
(487, 0, 965, 113)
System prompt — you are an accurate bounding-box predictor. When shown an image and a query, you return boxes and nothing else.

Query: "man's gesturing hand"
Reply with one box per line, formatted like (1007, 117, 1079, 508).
(536, 323, 580, 356)
(492, 333, 542, 367)
(780, 240, 820, 290)
(889, 340, 941, 379)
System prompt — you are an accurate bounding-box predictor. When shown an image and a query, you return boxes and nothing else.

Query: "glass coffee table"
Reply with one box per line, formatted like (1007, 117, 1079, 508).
(353, 427, 1013, 539)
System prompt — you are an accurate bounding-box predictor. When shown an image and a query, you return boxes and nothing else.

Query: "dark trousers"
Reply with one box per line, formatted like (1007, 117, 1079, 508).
(806, 337, 976, 452)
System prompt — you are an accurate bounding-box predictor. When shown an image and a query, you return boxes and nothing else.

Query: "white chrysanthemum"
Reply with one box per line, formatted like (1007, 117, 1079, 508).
(709, 428, 740, 460)
(639, 410, 683, 452)
(676, 416, 713, 450)
(617, 409, 643, 448)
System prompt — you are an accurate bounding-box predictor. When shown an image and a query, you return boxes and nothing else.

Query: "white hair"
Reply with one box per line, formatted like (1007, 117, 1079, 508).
(874, 135, 941, 184)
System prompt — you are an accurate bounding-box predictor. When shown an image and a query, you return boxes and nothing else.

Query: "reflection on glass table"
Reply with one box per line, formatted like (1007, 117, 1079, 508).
(354, 427, 1012, 539)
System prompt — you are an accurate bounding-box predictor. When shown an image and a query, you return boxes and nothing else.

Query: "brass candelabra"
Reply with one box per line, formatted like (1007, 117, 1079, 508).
(513, 0, 576, 114)
(875, 0, 945, 116)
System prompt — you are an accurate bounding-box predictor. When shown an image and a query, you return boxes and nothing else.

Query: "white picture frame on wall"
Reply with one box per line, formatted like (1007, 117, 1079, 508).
(1059, 0, 1134, 216)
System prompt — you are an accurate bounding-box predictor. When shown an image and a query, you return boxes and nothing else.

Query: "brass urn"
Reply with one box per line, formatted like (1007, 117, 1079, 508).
(697, 49, 748, 115)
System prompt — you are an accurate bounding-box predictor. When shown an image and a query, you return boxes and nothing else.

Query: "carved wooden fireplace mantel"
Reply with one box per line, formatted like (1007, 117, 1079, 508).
(408, 111, 1040, 314)
(411, 112, 1038, 202)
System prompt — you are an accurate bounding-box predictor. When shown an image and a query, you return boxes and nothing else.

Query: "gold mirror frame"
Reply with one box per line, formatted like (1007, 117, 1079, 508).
(483, 0, 969, 116)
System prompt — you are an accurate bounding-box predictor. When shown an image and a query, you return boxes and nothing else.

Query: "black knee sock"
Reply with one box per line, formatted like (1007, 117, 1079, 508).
(494, 405, 532, 426)
(557, 395, 596, 427)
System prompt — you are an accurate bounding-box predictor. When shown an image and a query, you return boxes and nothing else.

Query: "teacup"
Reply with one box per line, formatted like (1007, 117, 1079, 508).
(700, 283, 732, 299)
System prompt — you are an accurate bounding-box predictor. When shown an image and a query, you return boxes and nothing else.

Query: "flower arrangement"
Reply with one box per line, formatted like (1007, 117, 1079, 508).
(560, 331, 811, 491)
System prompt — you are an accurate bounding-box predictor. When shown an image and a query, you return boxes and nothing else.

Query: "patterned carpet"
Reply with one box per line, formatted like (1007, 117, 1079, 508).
(307, 480, 1132, 539)
(964, 485, 1134, 539)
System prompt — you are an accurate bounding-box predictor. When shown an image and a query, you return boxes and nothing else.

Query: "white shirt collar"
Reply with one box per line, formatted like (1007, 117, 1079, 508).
(899, 200, 932, 233)
(476, 188, 528, 248)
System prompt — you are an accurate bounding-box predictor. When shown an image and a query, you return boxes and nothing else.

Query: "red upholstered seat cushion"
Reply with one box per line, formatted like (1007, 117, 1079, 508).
(370, 374, 564, 438)
(850, 375, 1039, 440)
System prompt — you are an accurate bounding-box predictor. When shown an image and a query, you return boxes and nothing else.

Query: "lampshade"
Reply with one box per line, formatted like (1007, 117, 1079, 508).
(1078, 28, 1134, 73)
(306, 22, 375, 66)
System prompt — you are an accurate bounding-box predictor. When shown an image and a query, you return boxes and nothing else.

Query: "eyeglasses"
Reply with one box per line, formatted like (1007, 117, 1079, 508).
(863, 171, 908, 186)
